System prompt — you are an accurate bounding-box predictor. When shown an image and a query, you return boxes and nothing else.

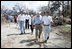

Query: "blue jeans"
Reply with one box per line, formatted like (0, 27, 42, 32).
(43, 26, 50, 41)
(19, 21, 25, 33)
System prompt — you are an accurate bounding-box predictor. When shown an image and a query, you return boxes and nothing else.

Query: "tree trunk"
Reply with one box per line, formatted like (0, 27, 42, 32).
(62, 1, 65, 17)
(48, 1, 51, 15)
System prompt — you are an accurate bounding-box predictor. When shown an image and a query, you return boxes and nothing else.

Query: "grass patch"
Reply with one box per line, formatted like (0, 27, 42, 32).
(60, 26, 71, 32)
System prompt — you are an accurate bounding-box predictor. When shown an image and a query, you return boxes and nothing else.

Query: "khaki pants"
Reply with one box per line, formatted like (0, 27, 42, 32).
(35, 24, 42, 39)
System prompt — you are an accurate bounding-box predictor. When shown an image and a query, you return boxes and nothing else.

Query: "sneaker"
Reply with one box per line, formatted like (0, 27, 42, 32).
(47, 36, 49, 40)
(20, 33, 23, 35)
(44, 40, 47, 43)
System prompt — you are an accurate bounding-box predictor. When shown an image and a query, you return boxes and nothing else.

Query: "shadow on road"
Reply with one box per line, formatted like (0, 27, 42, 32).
(24, 33, 31, 35)
(7, 33, 20, 36)
(20, 39, 36, 43)
(20, 39, 44, 48)
(26, 42, 42, 47)
(7, 33, 31, 36)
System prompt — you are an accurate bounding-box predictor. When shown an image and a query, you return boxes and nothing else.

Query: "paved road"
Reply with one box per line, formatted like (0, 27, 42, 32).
(1, 23, 71, 48)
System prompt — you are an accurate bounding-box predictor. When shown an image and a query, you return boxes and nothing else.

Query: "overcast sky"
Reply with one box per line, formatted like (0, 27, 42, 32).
(1, 1, 48, 12)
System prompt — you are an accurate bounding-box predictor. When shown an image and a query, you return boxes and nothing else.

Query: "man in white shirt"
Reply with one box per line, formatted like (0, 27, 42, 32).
(25, 13, 30, 29)
(17, 11, 26, 35)
(42, 12, 53, 44)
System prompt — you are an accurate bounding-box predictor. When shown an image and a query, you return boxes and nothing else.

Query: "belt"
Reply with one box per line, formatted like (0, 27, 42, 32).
(44, 24, 50, 26)
(36, 24, 41, 25)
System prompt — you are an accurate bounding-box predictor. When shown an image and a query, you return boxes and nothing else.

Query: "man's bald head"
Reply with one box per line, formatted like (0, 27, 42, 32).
(36, 12, 40, 16)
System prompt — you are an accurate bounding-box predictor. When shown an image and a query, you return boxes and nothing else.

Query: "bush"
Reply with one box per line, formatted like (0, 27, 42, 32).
(66, 21, 71, 24)
(63, 18, 66, 22)
(1, 16, 7, 24)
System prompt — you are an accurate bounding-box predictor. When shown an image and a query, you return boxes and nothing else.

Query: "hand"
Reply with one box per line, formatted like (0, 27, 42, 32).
(32, 25, 35, 28)
(43, 24, 46, 26)
(17, 21, 20, 24)
(50, 22, 53, 26)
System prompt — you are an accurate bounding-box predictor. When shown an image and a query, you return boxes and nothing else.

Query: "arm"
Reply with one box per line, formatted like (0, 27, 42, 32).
(33, 16, 35, 25)
(42, 16, 45, 26)
(17, 15, 20, 23)
(29, 17, 31, 25)
(24, 15, 26, 22)
(40, 15, 43, 24)
(32, 16, 36, 28)
(50, 17, 53, 27)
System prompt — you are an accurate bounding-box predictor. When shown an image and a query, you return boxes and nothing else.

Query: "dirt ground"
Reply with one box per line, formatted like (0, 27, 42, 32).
(1, 23, 71, 48)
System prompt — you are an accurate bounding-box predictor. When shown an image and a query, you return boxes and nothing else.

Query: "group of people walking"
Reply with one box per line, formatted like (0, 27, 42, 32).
(17, 11, 31, 34)
(6, 11, 53, 47)
(17, 11, 53, 44)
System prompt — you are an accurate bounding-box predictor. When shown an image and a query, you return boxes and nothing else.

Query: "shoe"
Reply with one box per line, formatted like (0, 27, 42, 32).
(47, 36, 49, 40)
(44, 40, 47, 43)
(20, 33, 23, 35)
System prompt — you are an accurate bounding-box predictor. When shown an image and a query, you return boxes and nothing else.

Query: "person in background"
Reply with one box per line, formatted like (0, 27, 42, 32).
(15, 15, 18, 26)
(6, 14, 11, 27)
(66, 14, 71, 24)
(10, 15, 13, 22)
(29, 14, 34, 35)
(17, 11, 26, 35)
(25, 13, 30, 29)
(14, 15, 17, 23)
(66, 14, 70, 19)
(42, 12, 53, 48)
(33, 12, 43, 42)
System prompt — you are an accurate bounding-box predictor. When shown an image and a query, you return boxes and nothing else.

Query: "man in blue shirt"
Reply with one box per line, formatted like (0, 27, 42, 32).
(33, 12, 43, 42)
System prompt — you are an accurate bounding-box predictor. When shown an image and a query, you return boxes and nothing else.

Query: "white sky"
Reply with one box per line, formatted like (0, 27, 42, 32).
(1, 1, 63, 12)
(1, 1, 48, 12)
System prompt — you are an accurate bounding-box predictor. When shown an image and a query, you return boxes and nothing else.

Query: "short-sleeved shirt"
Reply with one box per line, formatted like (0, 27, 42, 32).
(42, 16, 53, 25)
(29, 17, 34, 25)
(25, 15, 30, 20)
(66, 15, 70, 19)
(33, 15, 42, 25)
(17, 14, 25, 21)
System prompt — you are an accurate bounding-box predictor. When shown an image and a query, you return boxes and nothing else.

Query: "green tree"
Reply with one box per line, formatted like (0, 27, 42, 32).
(50, 1, 61, 15)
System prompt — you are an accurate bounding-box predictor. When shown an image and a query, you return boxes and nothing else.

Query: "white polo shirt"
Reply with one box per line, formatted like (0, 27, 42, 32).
(17, 14, 25, 21)
(25, 14, 30, 20)
(42, 15, 53, 25)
